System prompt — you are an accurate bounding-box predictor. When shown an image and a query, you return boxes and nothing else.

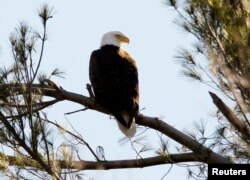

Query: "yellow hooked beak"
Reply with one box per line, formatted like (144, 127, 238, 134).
(115, 34, 130, 44)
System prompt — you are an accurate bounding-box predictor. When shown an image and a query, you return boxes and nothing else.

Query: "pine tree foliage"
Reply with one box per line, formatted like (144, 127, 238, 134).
(166, 0, 250, 178)
(0, 2, 245, 179)
(0, 5, 80, 179)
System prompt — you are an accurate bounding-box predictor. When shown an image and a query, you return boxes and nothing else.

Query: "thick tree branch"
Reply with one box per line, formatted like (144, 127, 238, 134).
(5, 153, 199, 170)
(209, 91, 250, 140)
(69, 153, 198, 170)
(136, 115, 232, 164)
(2, 83, 233, 164)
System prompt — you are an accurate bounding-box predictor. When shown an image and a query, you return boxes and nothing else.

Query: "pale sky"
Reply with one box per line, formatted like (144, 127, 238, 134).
(0, 1, 215, 179)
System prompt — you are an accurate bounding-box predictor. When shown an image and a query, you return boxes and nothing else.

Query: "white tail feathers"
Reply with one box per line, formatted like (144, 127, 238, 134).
(121, 111, 130, 125)
(116, 118, 136, 137)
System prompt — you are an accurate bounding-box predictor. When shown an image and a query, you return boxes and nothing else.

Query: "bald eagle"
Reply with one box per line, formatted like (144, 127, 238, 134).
(89, 31, 139, 137)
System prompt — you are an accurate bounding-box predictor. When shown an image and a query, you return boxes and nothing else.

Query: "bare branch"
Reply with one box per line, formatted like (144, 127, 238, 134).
(2, 83, 232, 164)
(209, 91, 250, 140)
(5, 153, 199, 170)
(4, 99, 59, 119)
(136, 115, 232, 164)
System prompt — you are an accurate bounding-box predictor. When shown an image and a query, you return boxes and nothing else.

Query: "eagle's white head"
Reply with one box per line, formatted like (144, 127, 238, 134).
(100, 31, 130, 47)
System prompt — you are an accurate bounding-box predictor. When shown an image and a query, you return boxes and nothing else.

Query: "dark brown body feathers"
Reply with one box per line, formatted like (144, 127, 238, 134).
(89, 45, 139, 128)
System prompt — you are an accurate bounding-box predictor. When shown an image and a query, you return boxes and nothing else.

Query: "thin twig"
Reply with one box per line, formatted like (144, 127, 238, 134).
(63, 115, 101, 161)
(31, 21, 47, 83)
(5, 99, 60, 119)
(40, 116, 100, 161)
(65, 108, 88, 115)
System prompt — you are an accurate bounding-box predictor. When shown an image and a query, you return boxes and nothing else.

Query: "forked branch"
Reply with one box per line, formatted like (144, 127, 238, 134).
(1, 83, 232, 165)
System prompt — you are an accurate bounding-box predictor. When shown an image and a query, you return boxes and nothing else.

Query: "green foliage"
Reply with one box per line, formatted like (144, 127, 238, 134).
(0, 4, 66, 179)
(166, 0, 250, 179)
(0, 153, 8, 171)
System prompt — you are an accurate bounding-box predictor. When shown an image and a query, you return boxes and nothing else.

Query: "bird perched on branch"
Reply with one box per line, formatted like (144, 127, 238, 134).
(89, 31, 139, 137)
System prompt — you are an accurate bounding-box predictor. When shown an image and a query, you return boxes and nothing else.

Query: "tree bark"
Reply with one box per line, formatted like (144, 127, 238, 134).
(209, 91, 250, 139)
(5, 153, 198, 170)
(2, 83, 233, 168)
(39, 84, 233, 164)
